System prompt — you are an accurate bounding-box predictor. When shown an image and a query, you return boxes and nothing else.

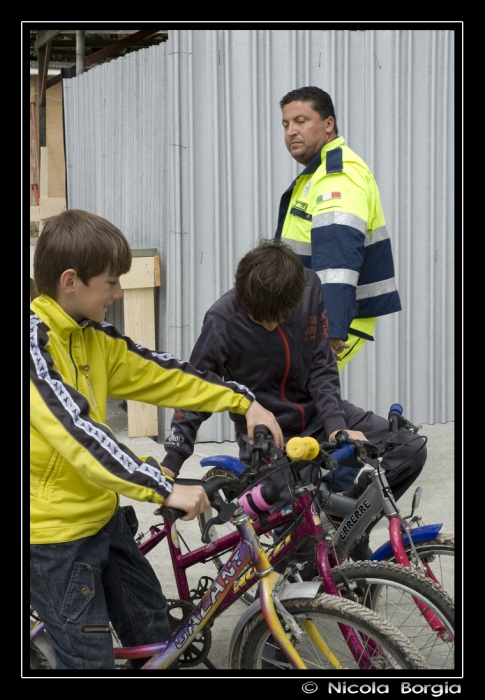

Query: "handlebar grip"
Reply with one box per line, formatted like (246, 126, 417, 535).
(388, 403, 403, 436)
(330, 444, 355, 464)
(162, 506, 185, 523)
(286, 436, 320, 461)
(254, 424, 270, 441)
(239, 482, 279, 517)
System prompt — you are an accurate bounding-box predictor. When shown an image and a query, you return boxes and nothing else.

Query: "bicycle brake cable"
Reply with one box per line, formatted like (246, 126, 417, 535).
(375, 434, 428, 512)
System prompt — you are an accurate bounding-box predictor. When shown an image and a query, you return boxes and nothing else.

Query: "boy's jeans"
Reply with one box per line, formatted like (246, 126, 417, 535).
(30, 507, 173, 670)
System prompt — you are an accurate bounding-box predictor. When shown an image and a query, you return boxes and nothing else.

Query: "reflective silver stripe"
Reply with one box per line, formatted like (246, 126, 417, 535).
(356, 277, 398, 300)
(317, 268, 359, 287)
(281, 237, 312, 256)
(364, 225, 389, 246)
(312, 210, 366, 234)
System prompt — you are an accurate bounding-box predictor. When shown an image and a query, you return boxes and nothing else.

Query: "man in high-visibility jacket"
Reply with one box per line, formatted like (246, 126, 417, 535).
(275, 86, 401, 371)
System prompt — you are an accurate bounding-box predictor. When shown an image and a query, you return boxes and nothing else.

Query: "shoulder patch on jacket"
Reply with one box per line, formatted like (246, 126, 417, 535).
(326, 148, 343, 174)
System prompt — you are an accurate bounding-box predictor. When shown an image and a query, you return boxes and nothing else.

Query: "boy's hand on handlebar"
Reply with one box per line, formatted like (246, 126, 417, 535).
(164, 484, 210, 521)
(329, 429, 367, 443)
(246, 400, 284, 450)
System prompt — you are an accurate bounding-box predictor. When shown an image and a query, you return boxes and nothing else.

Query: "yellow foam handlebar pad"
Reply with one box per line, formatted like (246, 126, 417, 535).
(286, 436, 320, 461)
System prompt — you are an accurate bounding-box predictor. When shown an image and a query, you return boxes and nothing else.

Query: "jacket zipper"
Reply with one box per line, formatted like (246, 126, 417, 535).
(81, 365, 98, 409)
(69, 334, 78, 386)
(276, 326, 306, 432)
(69, 332, 97, 409)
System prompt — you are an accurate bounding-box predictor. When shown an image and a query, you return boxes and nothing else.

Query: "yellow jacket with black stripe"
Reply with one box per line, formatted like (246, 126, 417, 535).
(30, 295, 254, 544)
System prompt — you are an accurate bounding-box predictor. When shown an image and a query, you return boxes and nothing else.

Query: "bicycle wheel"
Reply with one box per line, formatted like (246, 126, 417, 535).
(30, 609, 55, 670)
(384, 534, 455, 601)
(238, 593, 429, 670)
(331, 560, 455, 669)
(198, 467, 272, 606)
(29, 608, 128, 670)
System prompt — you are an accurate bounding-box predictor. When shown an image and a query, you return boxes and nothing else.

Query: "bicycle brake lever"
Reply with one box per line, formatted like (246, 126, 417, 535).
(201, 500, 239, 543)
(353, 464, 376, 483)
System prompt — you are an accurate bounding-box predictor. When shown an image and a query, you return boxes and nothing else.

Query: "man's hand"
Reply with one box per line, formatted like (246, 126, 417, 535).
(328, 429, 367, 443)
(245, 400, 284, 450)
(329, 338, 350, 362)
(164, 483, 210, 522)
(161, 465, 176, 478)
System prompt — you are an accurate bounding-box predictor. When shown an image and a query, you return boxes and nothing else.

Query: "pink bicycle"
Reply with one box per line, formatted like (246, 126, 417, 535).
(30, 427, 452, 671)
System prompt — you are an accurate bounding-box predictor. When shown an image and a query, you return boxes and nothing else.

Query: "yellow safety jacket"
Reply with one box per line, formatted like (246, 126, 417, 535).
(30, 295, 254, 544)
(275, 136, 401, 366)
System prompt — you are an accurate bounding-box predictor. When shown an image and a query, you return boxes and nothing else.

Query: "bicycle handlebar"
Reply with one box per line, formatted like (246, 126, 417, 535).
(162, 476, 240, 524)
(388, 403, 420, 435)
(286, 405, 420, 471)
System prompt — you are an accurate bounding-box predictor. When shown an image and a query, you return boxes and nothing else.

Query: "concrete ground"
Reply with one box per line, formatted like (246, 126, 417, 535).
(106, 399, 456, 673)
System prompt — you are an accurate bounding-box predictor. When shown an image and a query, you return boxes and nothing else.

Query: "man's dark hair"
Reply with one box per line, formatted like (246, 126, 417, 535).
(34, 209, 132, 298)
(235, 240, 305, 323)
(280, 86, 338, 135)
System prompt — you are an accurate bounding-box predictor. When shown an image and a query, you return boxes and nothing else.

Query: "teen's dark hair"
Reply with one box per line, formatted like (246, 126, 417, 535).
(235, 240, 305, 323)
(34, 209, 132, 298)
(280, 86, 338, 135)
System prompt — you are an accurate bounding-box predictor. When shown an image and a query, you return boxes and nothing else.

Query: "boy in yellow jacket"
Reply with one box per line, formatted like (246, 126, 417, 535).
(30, 209, 282, 670)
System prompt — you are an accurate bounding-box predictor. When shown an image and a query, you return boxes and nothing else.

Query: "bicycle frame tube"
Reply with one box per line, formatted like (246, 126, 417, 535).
(137, 514, 307, 669)
(320, 483, 385, 559)
(387, 516, 451, 640)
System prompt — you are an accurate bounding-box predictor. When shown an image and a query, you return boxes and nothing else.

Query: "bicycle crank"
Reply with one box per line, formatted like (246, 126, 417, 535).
(166, 599, 213, 668)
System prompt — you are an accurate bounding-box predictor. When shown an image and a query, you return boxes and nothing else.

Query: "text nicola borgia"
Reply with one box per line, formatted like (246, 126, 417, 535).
(327, 683, 460, 696)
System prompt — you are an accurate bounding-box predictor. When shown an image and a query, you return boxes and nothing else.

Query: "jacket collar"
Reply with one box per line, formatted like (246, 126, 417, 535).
(31, 295, 90, 340)
(301, 135, 346, 176)
(282, 136, 346, 195)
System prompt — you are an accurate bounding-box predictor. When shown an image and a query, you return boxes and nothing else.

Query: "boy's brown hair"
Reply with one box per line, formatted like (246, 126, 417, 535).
(34, 209, 132, 298)
(235, 239, 305, 323)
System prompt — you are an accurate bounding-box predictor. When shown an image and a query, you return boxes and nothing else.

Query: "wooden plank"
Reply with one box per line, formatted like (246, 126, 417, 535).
(120, 256, 160, 290)
(132, 248, 157, 257)
(123, 287, 158, 437)
(40, 197, 66, 219)
(30, 199, 67, 228)
(40, 147, 48, 198)
(38, 45, 52, 108)
(34, 30, 63, 50)
(84, 30, 163, 68)
(154, 255, 161, 287)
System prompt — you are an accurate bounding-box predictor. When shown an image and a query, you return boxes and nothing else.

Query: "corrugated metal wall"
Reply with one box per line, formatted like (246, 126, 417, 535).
(63, 28, 455, 443)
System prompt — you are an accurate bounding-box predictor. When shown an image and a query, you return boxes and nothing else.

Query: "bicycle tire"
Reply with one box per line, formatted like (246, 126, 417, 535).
(29, 610, 129, 670)
(30, 611, 55, 670)
(331, 560, 455, 669)
(238, 593, 429, 670)
(383, 534, 455, 601)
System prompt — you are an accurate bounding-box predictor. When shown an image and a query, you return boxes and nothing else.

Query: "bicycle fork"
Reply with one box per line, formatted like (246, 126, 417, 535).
(360, 463, 453, 643)
(236, 512, 308, 669)
(303, 494, 384, 670)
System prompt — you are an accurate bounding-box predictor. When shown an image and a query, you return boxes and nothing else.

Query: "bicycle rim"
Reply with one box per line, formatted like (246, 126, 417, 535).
(331, 560, 455, 670)
(29, 610, 55, 670)
(384, 534, 455, 601)
(239, 593, 429, 670)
